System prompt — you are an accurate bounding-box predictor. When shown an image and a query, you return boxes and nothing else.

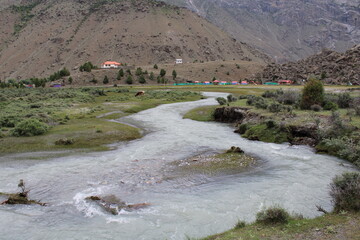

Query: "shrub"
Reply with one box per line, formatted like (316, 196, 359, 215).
(234, 220, 246, 229)
(103, 75, 109, 84)
(59, 67, 70, 77)
(55, 138, 74, 145)
(246, 96, 267, 109)
(277, 91, 300, 105)
(117, 69, 124, 80)
(300, 77, 324, 109)
(316, 137, 360, 167)
(268, 103, 283, 113)
(265, 119, 277, 128)
(138, 75, 146, 84)
(256, 205, 290, 224)
(330, 172, 360, 212)
(323, 101, 338, 111)
(262, 90, 278, 98)
(337, 93, 352, 108)
(172, 70, 177, 80)
(126, 76, 133, 84)
(149, 72, 155, 81)
(216, 97, 227, 105)
(153, 64, 158, 69)
(11, 119, 49, 137)
(79, 62, 96, 72)
(237, 123, 250, 134)
(227, 94, 237, 102)
(160, 69, 166, 77)
(135, 67, 143, 76)
(91, 89, 106, 96)
(310, 104, 322, 112)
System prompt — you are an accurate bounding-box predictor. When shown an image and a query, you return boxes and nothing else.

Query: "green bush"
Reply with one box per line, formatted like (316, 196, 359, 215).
(149, 72, 155, 81)
(300, 77, 324, 109)
(310, 104, 322, 112)
(138, 75, 146, 84)
(103, 75, 109, 84)
(227, 94, 237, 102)
(117, 69, 124, 80)
(237, 123, 250, 134)
(323, 101, 338, 111)
(135, 67, 143, 76)
(268, 103, 283, 113)
(262, 90, 278, 98)
(265, 119, 277, 128)
(277, 91, 300, 105)
(79, 62, 96, 72)
(316, 137, 360, 167)
(11, 119, 49, 137)
(234, 220, 246, 229)
(256, 205, 290, 225)
(330, 172, 360, 212)
(216, 97, 227, 105)
(160, 69, 166, 77)
(337, 93, 352, 108)
(126, 76, 133, 85)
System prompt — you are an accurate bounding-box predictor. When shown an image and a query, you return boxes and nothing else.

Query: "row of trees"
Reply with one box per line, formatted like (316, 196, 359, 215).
(0, 67, 71, 88)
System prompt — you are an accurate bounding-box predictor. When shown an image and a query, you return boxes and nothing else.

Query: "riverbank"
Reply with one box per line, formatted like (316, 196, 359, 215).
(203, 212, 360, 240)
(0, 87, 202, 154)
(184, 87, 360, 168)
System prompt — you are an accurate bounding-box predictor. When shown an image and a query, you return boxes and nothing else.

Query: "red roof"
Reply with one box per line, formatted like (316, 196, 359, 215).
(102, 61, 121, 65)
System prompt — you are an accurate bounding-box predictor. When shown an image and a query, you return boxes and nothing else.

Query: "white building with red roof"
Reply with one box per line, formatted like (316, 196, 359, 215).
(101, 61, 122, 69)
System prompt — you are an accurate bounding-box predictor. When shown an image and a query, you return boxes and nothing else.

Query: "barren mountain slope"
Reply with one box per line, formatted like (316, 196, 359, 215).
(261, 44, 360, 85)
(163, 0, 360, 62)
(0, 0, 269, 80)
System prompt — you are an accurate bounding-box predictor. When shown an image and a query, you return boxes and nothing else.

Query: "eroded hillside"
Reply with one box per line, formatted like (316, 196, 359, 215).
(163, 0, 360, 62)
(0, 0, 269, 80)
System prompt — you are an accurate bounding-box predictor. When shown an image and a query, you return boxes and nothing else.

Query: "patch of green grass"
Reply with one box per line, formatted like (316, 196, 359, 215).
(0, 88, 202, 154)
(242, 124, 288, 143)
(175, 152, 256, 176)
(0, 118, 141, 154)
(203, 212, 360, 240)
(183, 105, 217, 121)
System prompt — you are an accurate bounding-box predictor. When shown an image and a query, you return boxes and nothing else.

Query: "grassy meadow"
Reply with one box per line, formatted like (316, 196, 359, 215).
(0, 87, 201, 154)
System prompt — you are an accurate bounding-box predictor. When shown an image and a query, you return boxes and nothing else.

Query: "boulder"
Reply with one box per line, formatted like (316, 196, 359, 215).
(85, 195, 150, 215)
(226, 146, 244, 154)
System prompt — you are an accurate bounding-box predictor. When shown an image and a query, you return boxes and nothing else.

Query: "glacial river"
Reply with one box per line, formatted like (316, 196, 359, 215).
(0, 92, 356, 240)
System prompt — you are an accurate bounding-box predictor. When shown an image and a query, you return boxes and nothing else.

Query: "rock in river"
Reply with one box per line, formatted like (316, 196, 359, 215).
(85, 195, 150, 215)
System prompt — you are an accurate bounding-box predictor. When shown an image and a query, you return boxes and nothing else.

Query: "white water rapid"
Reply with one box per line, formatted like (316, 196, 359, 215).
(0, 92, 357, 240)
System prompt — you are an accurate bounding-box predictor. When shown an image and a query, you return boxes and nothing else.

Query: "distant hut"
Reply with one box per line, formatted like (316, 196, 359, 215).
(101, 61, 122, 69)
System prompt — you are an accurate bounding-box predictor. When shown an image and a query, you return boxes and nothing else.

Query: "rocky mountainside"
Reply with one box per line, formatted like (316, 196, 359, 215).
(0, 0, 269, 80)
(260, 44, 360, 85)
(163, 0, 360, 62)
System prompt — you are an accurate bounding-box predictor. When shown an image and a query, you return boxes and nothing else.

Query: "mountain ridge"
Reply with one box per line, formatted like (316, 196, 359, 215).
(162, 0, 360, 62)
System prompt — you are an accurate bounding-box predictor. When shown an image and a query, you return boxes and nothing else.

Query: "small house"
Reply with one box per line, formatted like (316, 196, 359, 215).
(220, 81, 227, 85)
(232, 81, 239, 85)
(101, 61, 122, 69)
(241, 81, 248, 85)
(175, 59, 183, 64)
